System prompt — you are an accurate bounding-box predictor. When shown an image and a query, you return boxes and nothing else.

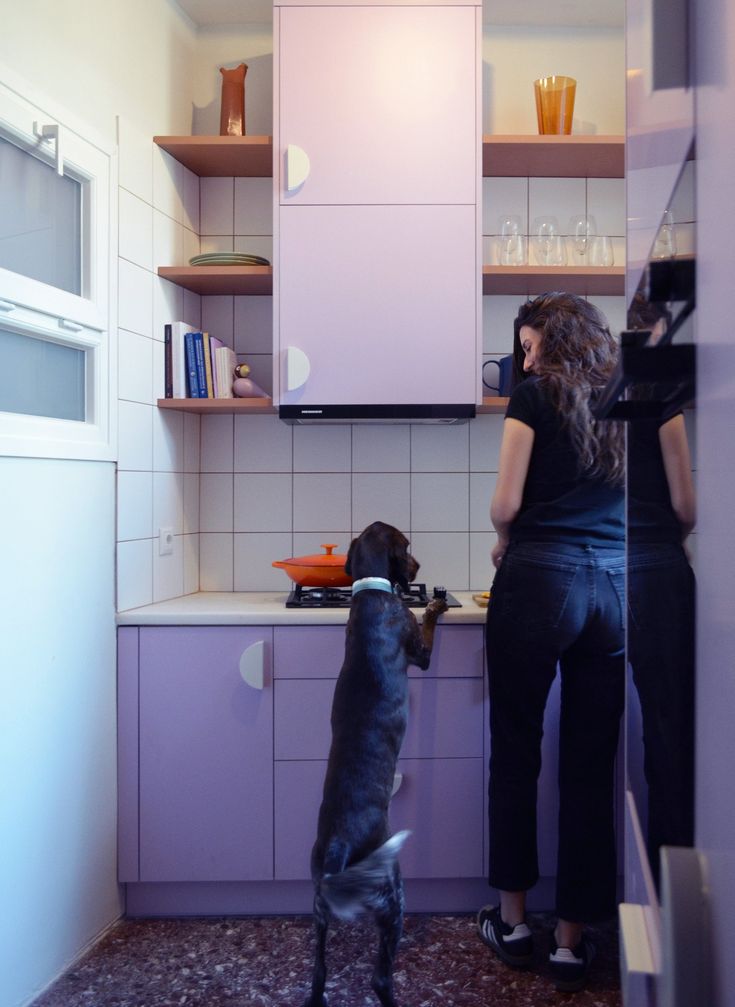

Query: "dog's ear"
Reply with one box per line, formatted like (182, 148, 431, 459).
(389, 533, 419, 591)
(345, 536, 358, 577)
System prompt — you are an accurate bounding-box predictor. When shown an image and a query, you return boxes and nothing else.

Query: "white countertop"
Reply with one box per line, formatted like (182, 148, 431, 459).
(117, 591, 488, 626)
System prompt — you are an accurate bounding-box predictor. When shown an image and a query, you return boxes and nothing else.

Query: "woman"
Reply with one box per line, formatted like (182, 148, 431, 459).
(476, 292, 626, 993)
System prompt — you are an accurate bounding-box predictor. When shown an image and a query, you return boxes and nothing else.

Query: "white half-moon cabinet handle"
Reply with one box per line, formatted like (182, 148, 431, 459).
(239, 640, 265, 690)
(391, 772, 403, 797)
(286, 144, 310, 191)
(285, 346, 311, 391)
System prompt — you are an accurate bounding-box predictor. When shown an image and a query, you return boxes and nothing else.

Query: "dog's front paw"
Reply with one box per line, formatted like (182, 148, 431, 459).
(425, 598, 448, 618)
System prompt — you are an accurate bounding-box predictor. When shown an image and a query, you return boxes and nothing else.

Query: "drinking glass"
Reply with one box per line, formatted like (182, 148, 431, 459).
(589, 235, 615, 267)
(652, 209, 678, 259)
(533, 217, 563, 266)
(498, 215, 525, 266)
(569, 214, 597, 265)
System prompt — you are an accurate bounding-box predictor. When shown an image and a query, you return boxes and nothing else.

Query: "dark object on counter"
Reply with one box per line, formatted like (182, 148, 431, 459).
(304, 521, 447, 1007)
(273, 544, 351, 588)
(483, 355, 515, 396)
(286, 582, 462, 609)
(219, 63, 248, 136)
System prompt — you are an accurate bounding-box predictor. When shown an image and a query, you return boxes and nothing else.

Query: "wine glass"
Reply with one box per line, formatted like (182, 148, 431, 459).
(533, 216, 561, 266)
(652, 209, 678, 259)
(498, 215, 525, 266)
(569, 214, 597, 264)
(589, 235, 615, 267)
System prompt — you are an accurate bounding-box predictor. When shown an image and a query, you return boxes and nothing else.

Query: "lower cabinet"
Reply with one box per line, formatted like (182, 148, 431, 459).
(117, 621, 488, 907)
(272, 624, 486, 881)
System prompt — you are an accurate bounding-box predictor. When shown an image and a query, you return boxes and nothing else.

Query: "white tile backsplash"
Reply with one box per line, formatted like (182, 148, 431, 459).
(118, 259, 153, 338)
(351, 473, 411, 535)
(408, 531, 470, 591)
(200, 533, 234, 591)
(411, 473, 469, 532)
(470, 472, 497, 532)
(411, 423, 469, 473)
(153, 278, 185, 344)
(153, 539, 185, 603)
(117, 538, 153, 611)
(153, 408, 185, 473)
(153, 207, 184, 270)
(201, 414, 234, 472)
(153, 471, 184, 535)
(119, 189, 153, 270)
(294, 425, 351, 473)
(183, 473, 200, 535)
(234, 296, 273, 355)
(235, 473, 292, 532)
(234, 414, 292, 472)
(586, 177, 626, 235)
(234, 177, 274, 235)
(201, 178, 235, 235)
(483, 295, 524, 355)
(153, 147, 184, 222)
(294, 473, 351, 532)
(234, 532, 294, 591)
(201, 473, 234, 532)
(118, 328, 153, 405)
(470, 531, 495, 591)
(352, 424, 411, 473)
(117, 471, 153, 542)
(202, 295, 235, 344)
(118, 401, 153, 472)
(483, 176, 528, 234)
(469, 413, 505, 472)
(529, 177, 587, 234)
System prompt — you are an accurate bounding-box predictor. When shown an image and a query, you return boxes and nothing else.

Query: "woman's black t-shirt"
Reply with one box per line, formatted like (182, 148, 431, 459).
(506, 377, 624, 547)
(627, 416, 682, 544)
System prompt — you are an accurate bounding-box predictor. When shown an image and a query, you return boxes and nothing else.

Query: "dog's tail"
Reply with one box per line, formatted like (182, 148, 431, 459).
(320, 830, 411, 920)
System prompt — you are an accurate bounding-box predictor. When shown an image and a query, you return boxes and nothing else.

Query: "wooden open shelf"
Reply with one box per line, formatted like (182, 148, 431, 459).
(483, 135, 624, 178)
(153, 135, 273, 177)
(483, 265, 625, 296)
(478, 396, 508, 414)
(158, 397, 276, 415)
(157, 265, 272, 296)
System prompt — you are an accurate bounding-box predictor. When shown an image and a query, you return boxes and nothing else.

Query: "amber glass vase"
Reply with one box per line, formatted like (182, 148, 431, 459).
(533, 76, 576, 134)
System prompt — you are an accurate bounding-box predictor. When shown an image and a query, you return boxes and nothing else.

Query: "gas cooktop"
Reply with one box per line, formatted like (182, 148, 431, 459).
(285, 583, 462, 609)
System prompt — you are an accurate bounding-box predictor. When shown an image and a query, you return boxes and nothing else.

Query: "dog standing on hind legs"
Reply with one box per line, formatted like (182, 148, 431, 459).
(303, 521, 448, 1007)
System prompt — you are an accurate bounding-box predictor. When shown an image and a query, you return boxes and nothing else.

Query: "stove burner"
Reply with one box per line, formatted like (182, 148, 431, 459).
(285, 582, 462, 609)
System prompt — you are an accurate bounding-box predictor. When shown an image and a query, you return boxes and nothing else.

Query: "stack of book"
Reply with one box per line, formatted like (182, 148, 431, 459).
(164, 322, 238, 399)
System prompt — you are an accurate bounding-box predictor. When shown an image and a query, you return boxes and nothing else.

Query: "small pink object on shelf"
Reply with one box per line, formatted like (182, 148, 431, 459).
(233, 376, 268, 398)
(219, 63, 248, 136)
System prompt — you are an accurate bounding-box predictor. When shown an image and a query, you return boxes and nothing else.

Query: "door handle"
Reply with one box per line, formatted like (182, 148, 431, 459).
(285, 346, 310, 391)
(286, 144, 310, 192)
(239, 640, 265, 690)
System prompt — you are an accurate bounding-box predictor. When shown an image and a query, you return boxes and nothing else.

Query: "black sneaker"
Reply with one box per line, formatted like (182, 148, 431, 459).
(476, 905, 534, 968)
(549, 935, 596, 991)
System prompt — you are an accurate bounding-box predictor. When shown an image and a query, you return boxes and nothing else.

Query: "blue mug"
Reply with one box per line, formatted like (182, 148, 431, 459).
(482, 355, 515, 396)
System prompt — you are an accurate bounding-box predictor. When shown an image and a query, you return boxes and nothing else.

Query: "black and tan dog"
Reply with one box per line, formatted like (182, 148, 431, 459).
(303, 521, 448, 1007)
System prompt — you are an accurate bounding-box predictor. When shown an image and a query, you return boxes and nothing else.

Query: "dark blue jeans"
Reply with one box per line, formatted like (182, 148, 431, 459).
(485, 541, 625, 923)
(627, 542, 695, 887)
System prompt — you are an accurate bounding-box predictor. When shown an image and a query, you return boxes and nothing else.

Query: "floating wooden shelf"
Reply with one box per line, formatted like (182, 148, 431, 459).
(157, 397, 276, 415)
(478, 397, 508, 414)
(483, 265, 625, 296)
(157, 265, 273, 296)
(483, 135, 625, 178)
(153, 135, 273, 177)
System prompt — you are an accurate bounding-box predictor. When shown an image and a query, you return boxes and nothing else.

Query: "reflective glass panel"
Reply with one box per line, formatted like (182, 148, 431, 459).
(0, 327, 85, 421)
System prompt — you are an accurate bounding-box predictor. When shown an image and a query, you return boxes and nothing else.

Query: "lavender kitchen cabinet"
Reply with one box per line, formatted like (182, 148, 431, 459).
(272, 624, 486, 880)
(273, 0, 482, 412)
(118, 626, 274, 883)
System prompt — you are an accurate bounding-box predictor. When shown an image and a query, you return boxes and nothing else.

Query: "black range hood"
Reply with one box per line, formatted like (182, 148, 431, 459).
(279, 403, 476, 424)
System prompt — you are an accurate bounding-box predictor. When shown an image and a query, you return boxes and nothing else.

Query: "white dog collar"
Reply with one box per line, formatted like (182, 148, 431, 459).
(351, 576, 394, 596)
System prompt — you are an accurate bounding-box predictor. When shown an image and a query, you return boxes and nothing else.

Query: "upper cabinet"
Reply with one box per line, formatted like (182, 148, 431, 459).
(273, 0, 483, 420)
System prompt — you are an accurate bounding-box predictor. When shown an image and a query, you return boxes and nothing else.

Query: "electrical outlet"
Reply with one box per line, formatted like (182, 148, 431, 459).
(159, 527, 174, 556)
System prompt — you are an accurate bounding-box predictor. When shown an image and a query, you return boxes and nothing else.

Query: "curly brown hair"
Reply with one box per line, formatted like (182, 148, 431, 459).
(513, 292, 625, 486)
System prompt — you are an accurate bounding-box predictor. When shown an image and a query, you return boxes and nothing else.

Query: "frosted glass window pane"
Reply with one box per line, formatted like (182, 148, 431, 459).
(0, 328, 85, 420)
(0, 135, 82, 295)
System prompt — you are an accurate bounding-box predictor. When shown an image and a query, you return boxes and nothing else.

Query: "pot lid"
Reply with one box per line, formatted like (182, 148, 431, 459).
(277, 544, 347, 567)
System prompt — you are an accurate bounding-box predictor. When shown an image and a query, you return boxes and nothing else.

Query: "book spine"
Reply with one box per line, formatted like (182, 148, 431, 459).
(164, 324, 173, 398)
(193, 333, 207, 398)
(201, 331, 215, 398)
(184, 331, 200, 398)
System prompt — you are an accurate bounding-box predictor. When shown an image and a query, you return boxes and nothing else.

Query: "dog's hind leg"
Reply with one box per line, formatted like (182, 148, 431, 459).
(371, 872, 405, 1007)
(304, 890, 330, 1007)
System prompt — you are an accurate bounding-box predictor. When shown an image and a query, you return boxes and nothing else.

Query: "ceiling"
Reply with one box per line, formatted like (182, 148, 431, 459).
(174, 0, 624, 29)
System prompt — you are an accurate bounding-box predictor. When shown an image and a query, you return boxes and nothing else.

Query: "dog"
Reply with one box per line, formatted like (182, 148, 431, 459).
(303, 521, 448, 1007)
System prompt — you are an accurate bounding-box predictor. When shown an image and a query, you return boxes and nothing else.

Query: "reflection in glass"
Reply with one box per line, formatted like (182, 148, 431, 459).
(624, 154, 697, 889)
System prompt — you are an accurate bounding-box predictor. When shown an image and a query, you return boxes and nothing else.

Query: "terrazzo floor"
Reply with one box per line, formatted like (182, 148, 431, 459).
(32, 912, 621, 1007)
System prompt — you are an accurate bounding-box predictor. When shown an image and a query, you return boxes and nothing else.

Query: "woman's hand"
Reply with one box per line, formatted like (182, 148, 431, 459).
(491, 536, 509, 569)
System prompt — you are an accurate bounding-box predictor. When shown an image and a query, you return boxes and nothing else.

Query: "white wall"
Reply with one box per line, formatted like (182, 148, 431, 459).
(0, 460, 120, 1007)
(0, 2, 198, 1004)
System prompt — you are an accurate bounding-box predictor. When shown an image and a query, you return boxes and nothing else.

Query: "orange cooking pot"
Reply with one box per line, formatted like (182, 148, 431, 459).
(272, 543, 353, 588)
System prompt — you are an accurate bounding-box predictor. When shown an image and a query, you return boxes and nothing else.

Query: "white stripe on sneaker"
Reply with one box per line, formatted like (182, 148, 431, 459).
(550, 946, 583, 964)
